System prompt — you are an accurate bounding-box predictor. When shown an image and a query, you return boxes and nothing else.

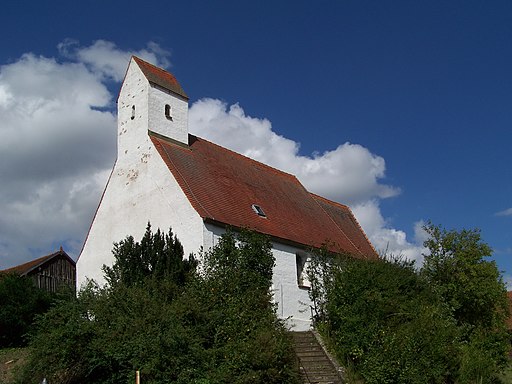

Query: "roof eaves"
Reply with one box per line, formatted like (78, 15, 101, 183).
(202, 217, 352, 256)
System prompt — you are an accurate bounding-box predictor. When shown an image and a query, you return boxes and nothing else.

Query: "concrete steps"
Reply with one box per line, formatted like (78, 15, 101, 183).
(292, 331, 343, 384)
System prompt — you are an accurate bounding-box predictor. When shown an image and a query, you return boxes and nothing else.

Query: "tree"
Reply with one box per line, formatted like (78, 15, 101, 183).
(308, 223, 510, 383)
(103, 223, 197, 289)
(421, 223, 508, 329)
(312, 255, 460, 384)
(421, 223, 510, 381)
(177, 230, 297, 384)
(0, 273, 54, 347)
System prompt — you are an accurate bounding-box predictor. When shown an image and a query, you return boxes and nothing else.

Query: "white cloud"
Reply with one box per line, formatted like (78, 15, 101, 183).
(0, 41, 170, 269)
(495, 207, 512, 217)
(58, 39, 171, 82)
(350, 201, 426, 264)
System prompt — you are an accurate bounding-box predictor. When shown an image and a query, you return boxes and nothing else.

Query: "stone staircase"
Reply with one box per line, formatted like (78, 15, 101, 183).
(292, 331, 343, 384)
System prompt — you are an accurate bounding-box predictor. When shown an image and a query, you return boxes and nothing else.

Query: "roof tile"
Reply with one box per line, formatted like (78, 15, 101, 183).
(133, 56, 188, 99)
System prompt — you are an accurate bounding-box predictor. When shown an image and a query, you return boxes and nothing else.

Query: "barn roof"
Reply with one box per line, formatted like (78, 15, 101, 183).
(1, 248, 74, 276)
(151, 133, 377, 258)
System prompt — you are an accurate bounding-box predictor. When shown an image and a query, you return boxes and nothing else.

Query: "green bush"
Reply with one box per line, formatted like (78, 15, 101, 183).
(0, 273, 55, 347)
(310, 223, 510, 384)
(317, 256, 459, 384)
(16, 227, 299, 384)
(184, 231, 297, 384)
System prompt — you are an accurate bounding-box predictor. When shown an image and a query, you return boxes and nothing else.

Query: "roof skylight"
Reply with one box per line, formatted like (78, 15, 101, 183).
(251, 204, 266, 218)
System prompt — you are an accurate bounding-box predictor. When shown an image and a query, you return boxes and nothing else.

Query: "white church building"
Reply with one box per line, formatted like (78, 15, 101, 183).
(76, 56, 377, 330)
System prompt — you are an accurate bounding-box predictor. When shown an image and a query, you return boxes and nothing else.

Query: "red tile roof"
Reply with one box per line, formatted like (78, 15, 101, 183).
(1, 249, 74, 276)
(132, 56, 188, 99)
(311, 193, 377, 256)
(152, 133, 378, 258)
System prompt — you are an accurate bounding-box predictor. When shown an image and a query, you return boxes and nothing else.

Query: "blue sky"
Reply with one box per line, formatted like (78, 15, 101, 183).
(1, 1, 511, 284)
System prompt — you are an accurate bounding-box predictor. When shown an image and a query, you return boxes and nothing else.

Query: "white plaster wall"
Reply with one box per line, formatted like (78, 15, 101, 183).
(202, 222, 225, 251)
(117, 61, 149, 162)
(148, 84, 188, 145)
(77, 60, 204, 287)
(77, 152, 205, 287)
(272, 242, 312, 331)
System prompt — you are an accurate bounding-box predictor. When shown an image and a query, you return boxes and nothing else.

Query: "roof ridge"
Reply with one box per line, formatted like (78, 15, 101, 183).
(309, 192, 350, 209)
(132, 55, 167, 75)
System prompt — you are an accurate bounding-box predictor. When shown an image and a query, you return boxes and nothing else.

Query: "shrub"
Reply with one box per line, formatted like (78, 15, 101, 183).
(310, 223, 510, 383)
(316, 256, 459, 384)
(0, 273, 54, 348)
(16, 227, 299, 384)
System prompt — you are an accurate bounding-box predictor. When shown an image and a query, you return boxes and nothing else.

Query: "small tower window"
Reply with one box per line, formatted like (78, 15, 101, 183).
(165, 104, 173, 121)
(251, 204, 266, 218)
(131, 105, 135, 120)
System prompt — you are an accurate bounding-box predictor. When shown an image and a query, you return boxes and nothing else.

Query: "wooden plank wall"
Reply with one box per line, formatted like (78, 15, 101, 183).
(28, 256, 76, 293)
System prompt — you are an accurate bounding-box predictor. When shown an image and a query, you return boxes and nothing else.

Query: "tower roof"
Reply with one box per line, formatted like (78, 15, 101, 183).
(132, 56, 188, 99)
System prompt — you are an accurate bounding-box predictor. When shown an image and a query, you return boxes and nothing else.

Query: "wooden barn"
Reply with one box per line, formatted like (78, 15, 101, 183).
(1, 248, 76, 293)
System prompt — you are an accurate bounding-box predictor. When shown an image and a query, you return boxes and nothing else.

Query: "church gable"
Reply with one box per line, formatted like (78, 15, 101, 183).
(117, 56, 189, 159)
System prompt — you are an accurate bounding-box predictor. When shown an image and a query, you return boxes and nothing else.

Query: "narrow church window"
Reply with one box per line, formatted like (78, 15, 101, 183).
(251, 204, 266, 217)
(296, 253, 311, 289)
(131, 105, 135, 120)
(165, 104, 173, 120)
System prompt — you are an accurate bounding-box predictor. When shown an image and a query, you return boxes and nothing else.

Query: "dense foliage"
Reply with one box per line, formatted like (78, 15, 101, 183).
(103, 225, 197, 289)
(16, 225, 299, 384)
(0, 273, 55, 348)
(309, 223, 510, 384)
(421, 223, 510, 382)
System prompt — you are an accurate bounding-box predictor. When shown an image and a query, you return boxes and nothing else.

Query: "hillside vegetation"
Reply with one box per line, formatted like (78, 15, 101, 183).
(1, 348, 28, 383)
(14, 225, 299, 384)
(309, 223, 510, 384)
